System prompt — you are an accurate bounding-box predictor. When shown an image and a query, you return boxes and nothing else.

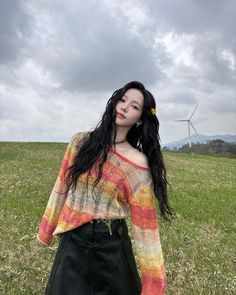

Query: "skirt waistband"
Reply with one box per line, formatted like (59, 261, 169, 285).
(90, 219, 125, 235)
(90, 218, 124, 223)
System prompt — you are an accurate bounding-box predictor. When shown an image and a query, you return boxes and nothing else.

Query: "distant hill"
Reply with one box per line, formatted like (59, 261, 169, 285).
(161, 134, 236, 150)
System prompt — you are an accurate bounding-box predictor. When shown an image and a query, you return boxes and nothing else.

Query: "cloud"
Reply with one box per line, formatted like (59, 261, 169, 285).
(13, 0, 165, 93)
(0, 0, 235, 143)
(0, 0, 32, 65)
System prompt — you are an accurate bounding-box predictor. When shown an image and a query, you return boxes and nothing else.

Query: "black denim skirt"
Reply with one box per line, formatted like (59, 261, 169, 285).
(45, 219, 142, 295)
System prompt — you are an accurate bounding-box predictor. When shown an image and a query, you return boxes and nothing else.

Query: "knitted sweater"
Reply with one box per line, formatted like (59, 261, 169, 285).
(37, 131, 167, 295)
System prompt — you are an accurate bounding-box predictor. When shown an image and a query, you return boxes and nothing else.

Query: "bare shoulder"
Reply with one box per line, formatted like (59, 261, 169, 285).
(130, 147, 149, 167)
(112, 144, 149, 168)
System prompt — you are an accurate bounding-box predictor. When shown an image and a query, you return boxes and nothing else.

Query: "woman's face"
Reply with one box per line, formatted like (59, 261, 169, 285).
(115, 88, 144, 127)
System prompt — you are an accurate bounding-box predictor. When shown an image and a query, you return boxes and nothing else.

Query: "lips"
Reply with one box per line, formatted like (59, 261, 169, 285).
(116, 112, 126, 119)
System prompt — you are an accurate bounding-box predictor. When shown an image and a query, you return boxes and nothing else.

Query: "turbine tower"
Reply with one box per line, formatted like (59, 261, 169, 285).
(174, 104, 199, 148)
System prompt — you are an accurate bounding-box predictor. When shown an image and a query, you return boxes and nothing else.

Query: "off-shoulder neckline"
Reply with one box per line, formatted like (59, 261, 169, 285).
(109, 146, 150, 171)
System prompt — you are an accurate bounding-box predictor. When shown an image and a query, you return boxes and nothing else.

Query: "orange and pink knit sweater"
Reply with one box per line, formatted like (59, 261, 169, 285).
(37, 131, 167, 294)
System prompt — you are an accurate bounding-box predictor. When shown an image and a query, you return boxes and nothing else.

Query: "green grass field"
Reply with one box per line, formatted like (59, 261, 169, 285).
(0, 141, 235, 294)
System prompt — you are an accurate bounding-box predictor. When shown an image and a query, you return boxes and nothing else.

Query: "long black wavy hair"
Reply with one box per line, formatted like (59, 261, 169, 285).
(63, 81, 175, 222)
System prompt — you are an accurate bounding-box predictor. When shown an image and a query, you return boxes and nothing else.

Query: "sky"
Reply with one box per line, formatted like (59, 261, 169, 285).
(0, 0, 235, 145)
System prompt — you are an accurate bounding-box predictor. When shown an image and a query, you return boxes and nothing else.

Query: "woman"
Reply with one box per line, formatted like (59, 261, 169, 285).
(37, 81, 175, 295)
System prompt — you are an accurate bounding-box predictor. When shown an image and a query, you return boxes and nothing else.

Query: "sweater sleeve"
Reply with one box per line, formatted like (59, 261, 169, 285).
(36, 131, 86, 246)
(129, 178, 167, 295)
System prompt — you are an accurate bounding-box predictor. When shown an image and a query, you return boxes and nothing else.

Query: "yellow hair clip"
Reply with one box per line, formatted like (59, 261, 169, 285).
(151, 107, 157, 115)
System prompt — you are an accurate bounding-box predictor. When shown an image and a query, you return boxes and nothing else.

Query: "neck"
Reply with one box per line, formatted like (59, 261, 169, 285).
(111, 126, 130, 146)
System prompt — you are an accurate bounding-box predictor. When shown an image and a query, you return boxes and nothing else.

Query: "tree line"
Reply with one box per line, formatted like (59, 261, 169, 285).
(162, 140, 236, 158)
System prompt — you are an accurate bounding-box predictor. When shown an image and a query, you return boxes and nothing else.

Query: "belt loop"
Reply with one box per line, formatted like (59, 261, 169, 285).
(104, 220, 113, 235)
(90, 218, 125, 236)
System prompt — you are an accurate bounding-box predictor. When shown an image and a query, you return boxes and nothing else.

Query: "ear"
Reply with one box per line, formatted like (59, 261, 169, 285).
(137, 119, 142, 125)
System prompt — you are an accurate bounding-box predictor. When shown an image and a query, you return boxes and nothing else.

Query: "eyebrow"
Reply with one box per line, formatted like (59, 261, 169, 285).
(123, 94, 142, 107)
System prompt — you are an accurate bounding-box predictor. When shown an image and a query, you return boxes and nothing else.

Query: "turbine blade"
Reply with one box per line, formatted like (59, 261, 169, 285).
(173, 119, 188, 122)
(190, 121, 199, 135)
(189, 103, 198, 120)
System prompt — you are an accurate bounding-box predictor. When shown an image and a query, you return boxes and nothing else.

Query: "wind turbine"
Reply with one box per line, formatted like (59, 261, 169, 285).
(173, 104, 199, 148)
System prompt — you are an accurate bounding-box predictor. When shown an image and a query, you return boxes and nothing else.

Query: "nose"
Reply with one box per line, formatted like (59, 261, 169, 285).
(121, 104, 128, 112)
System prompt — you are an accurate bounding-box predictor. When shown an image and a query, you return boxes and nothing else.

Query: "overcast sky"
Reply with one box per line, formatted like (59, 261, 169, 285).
(0, 0, 235, 145)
